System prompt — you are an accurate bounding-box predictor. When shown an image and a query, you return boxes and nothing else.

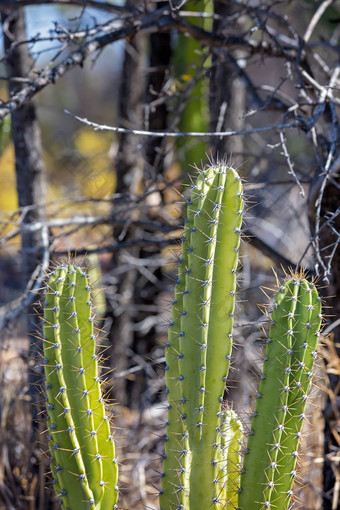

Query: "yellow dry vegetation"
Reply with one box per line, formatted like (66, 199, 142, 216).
(73, 129, 116, 199)
(0, 143, 17, 212)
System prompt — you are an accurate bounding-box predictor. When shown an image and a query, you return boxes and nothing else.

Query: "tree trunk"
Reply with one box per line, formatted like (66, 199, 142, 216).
(2, 9, 46, 283)
(2, 7, 48, 508)
(145, 8, 172, 177)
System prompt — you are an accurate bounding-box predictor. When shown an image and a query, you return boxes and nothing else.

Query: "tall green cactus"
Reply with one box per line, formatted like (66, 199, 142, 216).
(41, 164, 323, 510)
(160, 164, 244, 509)
(42, 265, 118, 510)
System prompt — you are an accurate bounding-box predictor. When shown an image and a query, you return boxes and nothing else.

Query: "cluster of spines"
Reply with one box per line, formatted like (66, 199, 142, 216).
(239, 274, 322, 510)
(43, 265, 118, 510)
(160, 165, 244, 510)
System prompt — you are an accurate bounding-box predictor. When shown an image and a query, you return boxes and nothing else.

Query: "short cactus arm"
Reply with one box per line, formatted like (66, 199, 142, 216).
(220, 410, 243, 507)
(239, 275, 322, 510)
(239, 283, 294, 509)
(58, 268, 104, 504)
(43, 265, 118, 510)
(274, 279, 322, 507)
(43, 268, 95, 508)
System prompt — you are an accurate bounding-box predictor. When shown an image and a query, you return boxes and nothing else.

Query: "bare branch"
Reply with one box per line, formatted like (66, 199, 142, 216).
(279, 127, 306, 198)
(303, 0, 336, 43)
(65, 109, 300, 137)
(0, 0, 133, 14)
(0, 7, 309, 121)
(0, 214, 178, 244)
(0, 226, 49, 332)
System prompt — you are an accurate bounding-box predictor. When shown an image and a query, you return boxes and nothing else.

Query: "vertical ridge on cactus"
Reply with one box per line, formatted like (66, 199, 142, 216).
(160, 164, 244, 510)
(239, 273, 322, 510)
(42, 265, 118, 510)
(220, 409, 243, 507)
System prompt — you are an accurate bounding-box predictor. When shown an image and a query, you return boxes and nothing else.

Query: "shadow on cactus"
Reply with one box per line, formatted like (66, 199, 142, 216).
(41, 164, 323, 510)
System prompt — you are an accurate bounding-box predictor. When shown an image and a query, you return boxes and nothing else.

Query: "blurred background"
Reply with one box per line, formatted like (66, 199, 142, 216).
(0, 1, 339, 509)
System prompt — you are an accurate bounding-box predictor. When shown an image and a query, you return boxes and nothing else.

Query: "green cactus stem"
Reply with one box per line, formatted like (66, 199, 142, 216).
(239, 273, 322, 510)
(43, 264, 118, 510)
(219, 409, 243, 508)
(160, 164, 244, 510)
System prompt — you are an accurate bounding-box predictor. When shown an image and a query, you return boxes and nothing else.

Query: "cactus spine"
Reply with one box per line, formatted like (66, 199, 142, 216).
(43, 265, 118, 510)
(160, 165, 244, 510)
(239, 275, 322, 509)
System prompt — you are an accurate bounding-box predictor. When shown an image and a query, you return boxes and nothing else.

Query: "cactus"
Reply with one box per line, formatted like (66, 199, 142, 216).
(174, 1, 212, 167)
(41, 164, 323, 510)
(239, 274, 322, 510)
(42, 264, 118, 510)
(160, 164, 323, 510)
(160, 164, 244, 509)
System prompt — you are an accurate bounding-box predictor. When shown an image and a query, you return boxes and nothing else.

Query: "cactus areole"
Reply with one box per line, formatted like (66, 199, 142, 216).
(43, 265, 118, 510)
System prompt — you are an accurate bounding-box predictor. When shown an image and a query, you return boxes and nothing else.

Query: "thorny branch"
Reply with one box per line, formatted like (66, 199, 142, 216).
(1, 2, 339, 120)
(0, 226, 49, 331)
(65, 109, 301, 137)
